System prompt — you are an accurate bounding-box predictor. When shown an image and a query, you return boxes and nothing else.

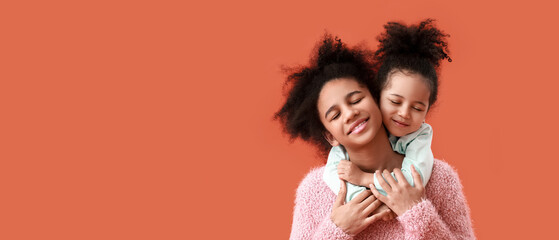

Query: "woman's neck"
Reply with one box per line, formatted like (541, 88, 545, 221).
(345, 127, 403, 173)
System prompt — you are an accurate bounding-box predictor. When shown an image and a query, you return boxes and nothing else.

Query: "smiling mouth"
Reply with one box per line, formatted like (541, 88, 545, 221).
(392, 119, 409, 127)
(348, 118, 369, 135)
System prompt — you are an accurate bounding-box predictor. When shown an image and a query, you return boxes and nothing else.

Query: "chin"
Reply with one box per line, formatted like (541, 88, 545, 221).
(348, 130, 376, 148)
(386, 127, 405, 137)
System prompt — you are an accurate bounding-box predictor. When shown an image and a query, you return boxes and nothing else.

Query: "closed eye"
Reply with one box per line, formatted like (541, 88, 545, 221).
(390, 100, 401, 105)
(351, 98, 363, 104)
(331, 112, 340, 120)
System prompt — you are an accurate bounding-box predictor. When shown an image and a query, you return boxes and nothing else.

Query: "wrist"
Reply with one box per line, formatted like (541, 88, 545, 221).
(360, 172, 374, 186)
(330, 214, 349, 233)
(396, 199, 423, 216)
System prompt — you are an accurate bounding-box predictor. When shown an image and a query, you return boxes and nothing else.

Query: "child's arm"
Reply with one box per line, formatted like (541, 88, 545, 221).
(323, 146, 368, 203)
(372, 123, 434, 194)
(337, 160, 375, 187)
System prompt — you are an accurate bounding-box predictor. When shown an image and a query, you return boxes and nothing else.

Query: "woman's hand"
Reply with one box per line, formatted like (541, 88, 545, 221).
(372, 204, 397, 221)
(370, 165, 425, 216)
(331, 180, 390, 236)
(337, 160, 369, 186)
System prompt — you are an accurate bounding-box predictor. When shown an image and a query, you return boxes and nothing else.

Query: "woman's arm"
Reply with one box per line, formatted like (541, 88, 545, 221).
(291, 170, 389, 239)
(371, 162, 475, 239)
(397, 163, 474, 239)
(291, 169, 353, 240)
(290, 196, 354, 240)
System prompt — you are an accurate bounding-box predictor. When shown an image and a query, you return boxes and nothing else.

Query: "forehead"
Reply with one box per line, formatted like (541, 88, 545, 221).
(317, 78, 366, 108)
(385, 71, 430, 100)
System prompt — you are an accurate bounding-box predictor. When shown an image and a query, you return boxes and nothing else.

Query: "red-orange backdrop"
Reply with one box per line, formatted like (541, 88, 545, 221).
(2, 0, 559, 239)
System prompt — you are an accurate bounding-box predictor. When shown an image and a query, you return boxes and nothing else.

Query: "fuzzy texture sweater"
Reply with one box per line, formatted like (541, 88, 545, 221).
(290, 159, 475, 240)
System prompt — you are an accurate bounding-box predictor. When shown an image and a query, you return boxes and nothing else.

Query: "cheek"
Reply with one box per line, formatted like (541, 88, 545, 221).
(321, 121, 333, 132)
(411, 112, 426, 124)
(323, 121, 341, 136)
(369, 103, 384, 123)
(379, 103, 392, 117)
(319, 118, 334, 134)
(416, 112, 427, 121)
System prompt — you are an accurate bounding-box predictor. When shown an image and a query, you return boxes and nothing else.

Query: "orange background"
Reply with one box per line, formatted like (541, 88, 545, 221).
(2, 0, 559, 239)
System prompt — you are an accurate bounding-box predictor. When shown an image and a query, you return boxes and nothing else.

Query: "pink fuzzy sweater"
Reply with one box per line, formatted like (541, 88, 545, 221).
(289, 159, 475, 239)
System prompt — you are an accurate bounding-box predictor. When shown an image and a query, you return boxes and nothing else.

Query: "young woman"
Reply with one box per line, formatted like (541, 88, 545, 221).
(275, 20, 474, 239)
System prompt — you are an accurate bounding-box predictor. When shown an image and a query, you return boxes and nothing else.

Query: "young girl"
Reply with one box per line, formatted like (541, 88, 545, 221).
(323, 19, 451, 204)
(276, 20, 473, 238)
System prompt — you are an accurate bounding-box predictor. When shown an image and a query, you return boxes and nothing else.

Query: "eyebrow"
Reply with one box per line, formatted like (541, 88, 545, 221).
(389, 93, 427, 106)
(324, 91, 362, 119)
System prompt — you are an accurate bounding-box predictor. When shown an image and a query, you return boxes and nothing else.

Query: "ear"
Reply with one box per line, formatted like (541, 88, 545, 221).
(323, 131, 340, 146)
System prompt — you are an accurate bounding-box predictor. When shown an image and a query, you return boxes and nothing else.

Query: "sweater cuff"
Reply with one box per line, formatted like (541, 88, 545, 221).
(314, 216, 354, 240)
(397, 198, 436, 236)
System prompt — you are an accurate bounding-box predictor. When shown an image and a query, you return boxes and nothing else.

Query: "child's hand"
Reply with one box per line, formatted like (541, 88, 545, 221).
(369, 166, 425, 216)
(337, 160, 367, 186)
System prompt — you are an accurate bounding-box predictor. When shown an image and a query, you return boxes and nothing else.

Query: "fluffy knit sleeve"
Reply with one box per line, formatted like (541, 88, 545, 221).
(289, 167, 354, 240)
(396, 160, 475, 240)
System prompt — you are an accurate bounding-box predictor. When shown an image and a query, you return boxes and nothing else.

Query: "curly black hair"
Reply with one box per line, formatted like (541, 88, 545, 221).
(374, 19, 451, 108)
(274, 33, 378, 158)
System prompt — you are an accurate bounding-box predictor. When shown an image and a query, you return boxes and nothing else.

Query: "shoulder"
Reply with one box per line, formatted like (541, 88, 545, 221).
(420, 122, 432, 130)
(396, 123, 433, 145)
(426, 159, 466, 200)
(416, 123, 433, 137)
(430, 159, 462, 185)
(294, 166, 336, 211)
(297, 166, 326, 194)
(295, 166, 335, 200)
(424, 160, 474, 234)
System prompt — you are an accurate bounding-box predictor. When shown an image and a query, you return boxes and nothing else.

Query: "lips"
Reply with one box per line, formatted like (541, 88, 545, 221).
(392, 119, 409, 127)
(348, 118, 369, 135)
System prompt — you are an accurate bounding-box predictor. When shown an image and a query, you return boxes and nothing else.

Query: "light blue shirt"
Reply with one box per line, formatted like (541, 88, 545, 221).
(323, 123, 434, 203)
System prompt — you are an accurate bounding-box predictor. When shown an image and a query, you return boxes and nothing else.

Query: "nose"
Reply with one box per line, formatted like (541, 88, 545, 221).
(398, 107, 410, 119)
(343, 107, 359, 124)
